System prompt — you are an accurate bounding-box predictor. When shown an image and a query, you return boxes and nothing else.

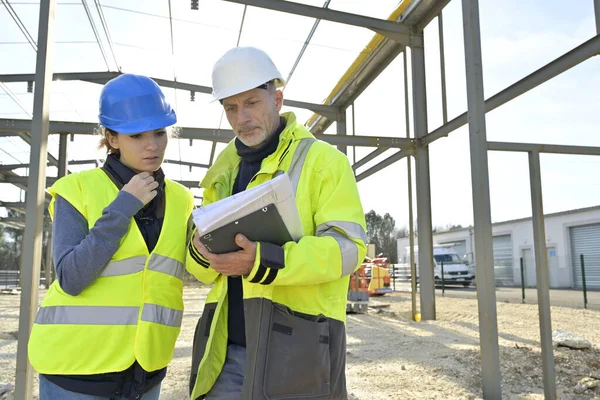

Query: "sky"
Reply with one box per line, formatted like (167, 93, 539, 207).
(0, 0, 599, 229)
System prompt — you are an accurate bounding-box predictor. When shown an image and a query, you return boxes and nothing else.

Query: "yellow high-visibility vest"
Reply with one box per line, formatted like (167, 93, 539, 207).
(29, 168, 193, 374)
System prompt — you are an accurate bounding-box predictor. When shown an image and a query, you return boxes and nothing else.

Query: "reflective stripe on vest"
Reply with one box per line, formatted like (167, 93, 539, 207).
(35, 306, 139, 325)
(316, 221, 368, 276)
(141, 304, 183, 327)
(35, 303, 183, 327)
(101, 256, 146, 277)
(147, 254, 185, 280)
(100, 254, 184, 280)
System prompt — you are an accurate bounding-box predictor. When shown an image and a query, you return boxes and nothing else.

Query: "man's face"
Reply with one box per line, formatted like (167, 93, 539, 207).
(222, 85, 283, 148)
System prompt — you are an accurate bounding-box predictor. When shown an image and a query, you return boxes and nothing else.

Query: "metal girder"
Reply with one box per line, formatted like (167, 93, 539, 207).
(81, 0, 111, 70)
(15, 0, 56, 397)
(304, 0, 440, 135)
(0, 72, 338, 117)
(3, 175, 200, 189)
(284, 0, 331, 88)
(528, 150, 557, 399)
(0, 202, 27, 213)
(222, 0, 414, 44)
(355, 149, 411, 182)
(308, 43, 407, 135)
(0, 218, 26, 229)
(1, 0, 37, 51)
(422, 34, 600, 146)
(596, 0, 600, 34)
(416, 0, 452, 31)
(462, 0, 502, 397)
(0, 118, 415, 148)
(352, 147, 388, 171)
(0, 159, 98, 171)
(488, 142, 600, 156)
(3, 176, 57, 186)
(164, 159, 210, 169)
(94, 0, 120, 70)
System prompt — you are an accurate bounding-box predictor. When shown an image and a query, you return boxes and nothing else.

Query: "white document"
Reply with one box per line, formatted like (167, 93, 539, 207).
(191, 173, 304, 241)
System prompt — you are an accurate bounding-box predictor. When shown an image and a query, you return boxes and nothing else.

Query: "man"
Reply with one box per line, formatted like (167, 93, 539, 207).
(186, 46, 367, 400)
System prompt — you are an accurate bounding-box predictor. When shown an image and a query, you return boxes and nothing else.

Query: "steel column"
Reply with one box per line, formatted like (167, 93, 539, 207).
(58, 133, 68, 178)
(15, 1, 57, 399)
(528, 150, 557, 399)
(461, 0, 502, 397)
(411, 41, 436, 321)
(336, 111, 347, 155)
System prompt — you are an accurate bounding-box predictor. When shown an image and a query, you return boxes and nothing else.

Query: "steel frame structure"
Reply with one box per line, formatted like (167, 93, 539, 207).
(0, 0, 598, 398)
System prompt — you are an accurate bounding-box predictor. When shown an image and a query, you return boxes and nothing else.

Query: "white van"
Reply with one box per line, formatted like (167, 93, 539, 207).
(404, 245, 475, 287)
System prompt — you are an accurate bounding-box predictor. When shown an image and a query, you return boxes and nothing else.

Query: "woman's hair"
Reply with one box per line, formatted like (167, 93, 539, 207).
(96, 125, 181, 154)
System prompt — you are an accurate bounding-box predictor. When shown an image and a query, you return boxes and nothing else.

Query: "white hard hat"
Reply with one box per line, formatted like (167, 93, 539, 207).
(211, 46, 285, 102)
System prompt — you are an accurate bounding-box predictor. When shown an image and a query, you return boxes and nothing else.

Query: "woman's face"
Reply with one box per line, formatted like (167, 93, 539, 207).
(108, 129, 168, 173)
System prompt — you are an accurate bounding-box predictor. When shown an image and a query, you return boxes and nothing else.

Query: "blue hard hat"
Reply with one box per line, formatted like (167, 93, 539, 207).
(99, 74, 177, 134)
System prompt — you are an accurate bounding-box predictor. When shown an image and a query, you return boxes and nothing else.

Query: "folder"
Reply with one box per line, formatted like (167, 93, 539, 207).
(198, 203, 293, 254)
(192, 174, 303, 254)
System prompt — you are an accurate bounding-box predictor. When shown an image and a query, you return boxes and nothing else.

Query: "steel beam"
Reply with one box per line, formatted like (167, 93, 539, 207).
(403, 49, 417, 320)
(44, 229, 53, 289)
(94, 0, 119, 70)
(422, 35, 600, 146)
(462, 0, 501, 397)
(595, 0, 600, 34)
(1, 0, 37, 51)
(0, 72, 339, 117)
(355, 149, 410, 182)
(0, 118, 414, 148)
(4, 176, 57, 186)
(352, 148, 387, 171)
(0, 218, 26, 229)
(221, 0, 414, 44)
(0, 202, 27, 212)
(528, 151, 557, 399)
(411, 41, 436, 321)
(81, 0, 111, 70)
(336, 112, 347, 155)
(488, 141, 600, 156)
(15, 1, 56, 399)
(58, 133, 68, 178)
(285, 0, 331, 88)
(164, 159, 209, 169)
(0, 159, 98, 171)
(438, 12, 448, 124)
(416, 0, 452, 31)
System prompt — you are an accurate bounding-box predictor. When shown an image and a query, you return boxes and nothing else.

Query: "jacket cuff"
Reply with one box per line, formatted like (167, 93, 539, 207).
(244, 242, 285, 285)
(188, 235, 210, 269)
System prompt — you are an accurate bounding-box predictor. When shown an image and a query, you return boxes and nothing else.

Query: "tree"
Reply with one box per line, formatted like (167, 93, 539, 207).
(364, 210, 406, 263)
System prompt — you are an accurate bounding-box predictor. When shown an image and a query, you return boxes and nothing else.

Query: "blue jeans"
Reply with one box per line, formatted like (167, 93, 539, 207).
(205, 344, 246, 400)
(39, 375, 161, 400)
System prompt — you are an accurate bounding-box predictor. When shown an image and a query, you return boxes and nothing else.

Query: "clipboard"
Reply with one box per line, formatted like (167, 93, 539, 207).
(198, 203, 293, 254)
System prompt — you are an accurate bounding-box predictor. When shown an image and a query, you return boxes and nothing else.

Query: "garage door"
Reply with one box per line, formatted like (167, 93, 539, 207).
(493, 235, 514, 286)
(570, 223, 600, 289)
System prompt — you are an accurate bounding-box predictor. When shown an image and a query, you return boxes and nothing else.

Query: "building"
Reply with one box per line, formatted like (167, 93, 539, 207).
(397, 205, 600, 289)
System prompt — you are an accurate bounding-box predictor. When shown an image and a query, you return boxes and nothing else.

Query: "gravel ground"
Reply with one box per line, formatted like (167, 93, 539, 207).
(1, 286, 599, 399)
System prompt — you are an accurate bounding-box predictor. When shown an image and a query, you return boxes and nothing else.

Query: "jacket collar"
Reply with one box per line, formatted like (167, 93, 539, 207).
(200, 112, 314, 189)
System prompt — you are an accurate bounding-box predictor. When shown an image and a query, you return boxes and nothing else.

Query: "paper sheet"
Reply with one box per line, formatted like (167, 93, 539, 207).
(191, 173, 304, 241)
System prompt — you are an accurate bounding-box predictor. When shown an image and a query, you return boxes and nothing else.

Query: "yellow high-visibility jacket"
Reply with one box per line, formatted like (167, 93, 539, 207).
(28, 168, 193, 374)
(187, 112, 367, 400)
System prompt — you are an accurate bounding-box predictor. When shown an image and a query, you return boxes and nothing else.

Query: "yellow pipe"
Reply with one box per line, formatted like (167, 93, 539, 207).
(306, 0, 414, 128)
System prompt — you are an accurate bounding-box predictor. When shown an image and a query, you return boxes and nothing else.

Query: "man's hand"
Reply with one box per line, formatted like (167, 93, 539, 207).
(193, 231, 257, 277)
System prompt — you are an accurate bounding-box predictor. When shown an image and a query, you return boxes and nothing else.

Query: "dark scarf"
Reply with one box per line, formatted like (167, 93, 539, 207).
(102, 154, 165, 252)
(227, 117, 285, 348)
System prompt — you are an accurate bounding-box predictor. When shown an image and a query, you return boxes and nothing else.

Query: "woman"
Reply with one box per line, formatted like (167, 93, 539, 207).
(28, 74, 194, 400)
